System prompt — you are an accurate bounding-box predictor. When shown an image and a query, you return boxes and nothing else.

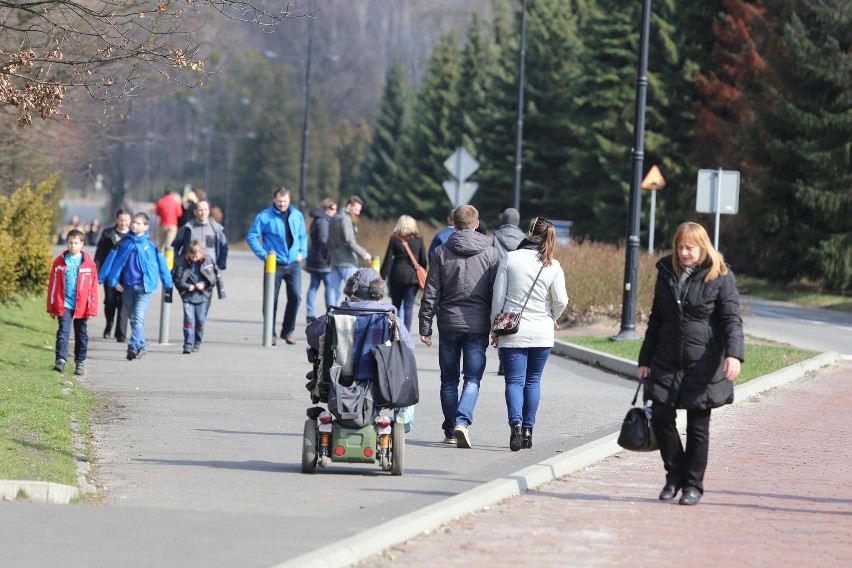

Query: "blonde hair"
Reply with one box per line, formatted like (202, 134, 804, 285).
(393, 215, 421, 239)
(673, 222, 728, 282)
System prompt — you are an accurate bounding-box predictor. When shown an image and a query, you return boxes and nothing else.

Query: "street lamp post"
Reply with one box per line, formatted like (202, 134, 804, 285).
(613, 0, 653, 341)
(512, 0, 528, 214)
(298, 6, 315, 213)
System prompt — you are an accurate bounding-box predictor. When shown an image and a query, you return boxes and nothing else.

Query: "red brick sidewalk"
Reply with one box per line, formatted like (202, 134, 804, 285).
(366, 360, 852, 567)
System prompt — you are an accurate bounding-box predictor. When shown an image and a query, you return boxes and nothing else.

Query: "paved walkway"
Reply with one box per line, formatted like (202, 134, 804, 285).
(363, 360, 852, 567)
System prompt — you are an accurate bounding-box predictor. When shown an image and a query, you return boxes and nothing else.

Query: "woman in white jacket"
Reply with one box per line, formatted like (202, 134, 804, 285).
(490, 217, 569, 451)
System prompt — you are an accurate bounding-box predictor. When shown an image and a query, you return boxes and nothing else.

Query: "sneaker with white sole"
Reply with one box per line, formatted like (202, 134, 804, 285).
(453, 424, 472, 449)
(442, 436, 457, 445)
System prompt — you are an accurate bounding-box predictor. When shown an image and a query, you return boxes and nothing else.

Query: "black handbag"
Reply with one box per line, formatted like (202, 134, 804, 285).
(617, 382, 659, 452)
(491, 265, 544, 336)
(371, 339, 420, 409)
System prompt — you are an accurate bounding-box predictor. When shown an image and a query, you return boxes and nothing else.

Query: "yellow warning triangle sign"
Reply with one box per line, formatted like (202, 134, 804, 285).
(641, 165, 666, 190)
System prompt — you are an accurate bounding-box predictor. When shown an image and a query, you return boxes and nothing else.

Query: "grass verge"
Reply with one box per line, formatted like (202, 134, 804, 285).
(564, 335, 818, 386)
(737, 276, 851, 312)
(0, 296, 97, 485)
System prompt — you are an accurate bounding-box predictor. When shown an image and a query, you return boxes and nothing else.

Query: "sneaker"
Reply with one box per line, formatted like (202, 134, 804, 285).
(74, 362, 85, 376)
(126, 349, 136, 361)
(182, 347, 192, 354)
(454, 425, 472, 449)
(442, 436, 457, 445)
(53, 359, 66, 373)
(284, 334, 297, 345)
(192, 344, 200, 352)
(136, 347, 147, 359)
(271, 335, 277, 346)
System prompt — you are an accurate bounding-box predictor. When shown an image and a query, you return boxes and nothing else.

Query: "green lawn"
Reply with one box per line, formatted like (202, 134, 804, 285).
(564, 335, 818, 386)
(737, 276, 851, 312)
(0, 296, 97, 485)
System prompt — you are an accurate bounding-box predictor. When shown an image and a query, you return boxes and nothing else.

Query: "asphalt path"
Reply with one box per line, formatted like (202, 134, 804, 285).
(0, 250, 636, 568)
(740, 295, 852, 356)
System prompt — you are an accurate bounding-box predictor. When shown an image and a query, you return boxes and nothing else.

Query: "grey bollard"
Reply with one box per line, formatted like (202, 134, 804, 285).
(262, 251, 276, 346)
(158, 246, 175, 345)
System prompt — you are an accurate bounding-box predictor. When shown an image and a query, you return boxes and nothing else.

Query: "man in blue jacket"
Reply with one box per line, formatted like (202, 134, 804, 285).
(100, 213, 173, 360)
(247, 187, 309, 345)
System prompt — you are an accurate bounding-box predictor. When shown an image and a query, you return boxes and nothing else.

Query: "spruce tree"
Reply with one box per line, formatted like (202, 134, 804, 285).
(359, 57, 408, 219)
(752, 0, 851, 290)
(402, 33, 462, 223)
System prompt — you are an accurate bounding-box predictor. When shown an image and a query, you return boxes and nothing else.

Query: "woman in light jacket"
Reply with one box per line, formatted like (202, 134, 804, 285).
(490, 217, 569, 451)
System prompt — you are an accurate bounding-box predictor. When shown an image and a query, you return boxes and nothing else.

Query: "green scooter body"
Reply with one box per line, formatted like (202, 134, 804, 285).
(329, 422, 377, 464)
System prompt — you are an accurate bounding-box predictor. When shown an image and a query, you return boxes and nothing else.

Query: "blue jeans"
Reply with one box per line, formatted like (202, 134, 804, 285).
(438, 331, 488, 437)
(273, 262, 302, 337)
(500, 347, 552, 428)
(122, 285, 152, 351)
(390, 283, 418, 331)
(328, 265, 357, 306)
(55, 311, 88, 363)
(305, 271, 334, 318)
(182, 299, 209, 349)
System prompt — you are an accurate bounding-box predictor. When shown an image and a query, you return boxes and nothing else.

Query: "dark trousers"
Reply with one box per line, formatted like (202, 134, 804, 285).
(103, 285, 128, 340)
(389, 283, 418, 332)
(651, 402, 712, 494)
(272, 261, 302, 338)
(55, 311, 88, 364)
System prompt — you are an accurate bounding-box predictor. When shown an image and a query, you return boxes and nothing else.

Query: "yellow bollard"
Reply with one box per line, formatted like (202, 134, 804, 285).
(263, 252, 277, 346)
(370, 255, 380, 271)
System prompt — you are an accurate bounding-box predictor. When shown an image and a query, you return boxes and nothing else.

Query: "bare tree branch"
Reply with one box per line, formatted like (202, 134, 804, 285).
(0, 0, 299, 126)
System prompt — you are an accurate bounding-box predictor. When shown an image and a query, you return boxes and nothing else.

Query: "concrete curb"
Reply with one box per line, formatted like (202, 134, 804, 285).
(274, 348, 841, 568)
(0, 480, 79, 504)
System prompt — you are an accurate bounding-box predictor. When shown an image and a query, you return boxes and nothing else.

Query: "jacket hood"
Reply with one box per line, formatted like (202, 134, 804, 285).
(309, 206, 326, 219)
(128, 231, 149, 243)
(446, 229, 492, 257)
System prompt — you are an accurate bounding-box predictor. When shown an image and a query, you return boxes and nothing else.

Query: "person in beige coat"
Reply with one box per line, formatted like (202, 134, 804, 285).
(490, 217, 569, 451)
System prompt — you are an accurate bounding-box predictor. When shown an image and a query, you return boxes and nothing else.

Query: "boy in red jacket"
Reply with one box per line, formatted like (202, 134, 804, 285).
(47, 229, 99, 375)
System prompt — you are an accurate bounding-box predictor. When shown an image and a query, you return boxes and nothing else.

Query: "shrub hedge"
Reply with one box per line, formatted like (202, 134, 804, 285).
(0, 175, 62, 305)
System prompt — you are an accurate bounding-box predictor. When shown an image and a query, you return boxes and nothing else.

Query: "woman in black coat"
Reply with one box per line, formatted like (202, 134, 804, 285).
(379, 215, 427, 332)
(638, 221, 744, 506)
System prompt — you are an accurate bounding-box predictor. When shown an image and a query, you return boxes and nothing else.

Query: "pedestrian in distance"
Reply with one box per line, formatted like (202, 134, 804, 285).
(100, 212, 174, 361)
(155, 188, 183, 251)
(490, 216, 569, 451)
(172, 239, 220, 354)
(428, 208, 456, 262)
(327, 195, 372, 306)
(418, 204, 500, 449)
(380, 214, 427, 332)
(246, 186, 308, 346)
(638, 221, 744, 506)
(489, 207, 527, 376)
(85, 217, 102, 246)
(94, 208, 132, 342)
(47, 229, 99, 376)
(304, 198, 338, 324)
(172, 199, 229, 272)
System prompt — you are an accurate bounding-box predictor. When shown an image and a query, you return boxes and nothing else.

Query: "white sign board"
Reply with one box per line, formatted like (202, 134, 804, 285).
(444, 147, 479, 182)
(696, 169, 740, 214)
(443, 180, 479, 208)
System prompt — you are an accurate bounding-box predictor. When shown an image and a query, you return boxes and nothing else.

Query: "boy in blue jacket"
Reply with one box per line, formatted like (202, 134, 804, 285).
(100, 213, 173, 360)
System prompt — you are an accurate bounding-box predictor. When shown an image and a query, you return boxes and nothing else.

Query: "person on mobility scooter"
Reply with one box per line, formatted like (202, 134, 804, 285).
(303, 268, 417, 475)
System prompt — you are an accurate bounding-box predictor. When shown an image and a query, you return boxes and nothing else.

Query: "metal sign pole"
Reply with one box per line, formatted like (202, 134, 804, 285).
(714, 167, 722, 249)
(648, 190, 657, 254)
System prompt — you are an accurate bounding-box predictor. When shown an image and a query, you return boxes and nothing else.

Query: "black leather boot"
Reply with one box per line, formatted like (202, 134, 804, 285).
(522, 427, 533, 449)
(509, 423, 523, 452)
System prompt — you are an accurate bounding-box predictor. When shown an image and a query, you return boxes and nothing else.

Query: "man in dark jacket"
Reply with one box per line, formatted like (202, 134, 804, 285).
(93, 208, 131, 342)
(419, 205, 499, 449)
(305, 198, 337, 323)
(171, 199, 229, 271)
